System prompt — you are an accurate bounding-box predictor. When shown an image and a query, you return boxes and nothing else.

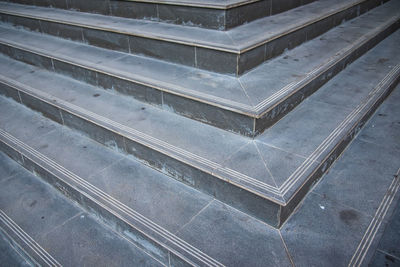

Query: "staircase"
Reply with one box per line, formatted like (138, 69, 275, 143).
(0, 0, 399, 265)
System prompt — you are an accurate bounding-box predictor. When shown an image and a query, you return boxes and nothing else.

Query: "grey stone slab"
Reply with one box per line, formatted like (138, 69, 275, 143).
(0, 25, 80, 54)
(52, 59, 98, 86)
(375, 202, 400, 259)
(169, 68, 252, 108)
(0, 170, 81, 241)
(313, 139, 398, 217)
(39, 20, 83, 42)
(38, 213, 162, 266)
(30, 126, 125, 180)
(239, 61, 306, 106)
(195, 47, 237, 75)
(97, 72, 163, 106)
(0, 54, 38, 80)
(225, 0, 271, 30)
(257, 100, 352, 158)
(175, 200, 291, 266)
(237, 43, 266, 75)
(61, 110, 127, 153)
(0, 231, 32, 267)
(9, 47, 53, 71)
(220, 141, 277, 188)
(129, 35, 195, 67)
(255, 141, 308, 188)
(369, 250, 400, 267)
(89, 158, 212, 233)
(83, 28, 130, 53)
(281, 192, 372, 267)
(34, 0, 68, 9)
(66, 0, 110, 15)
(109, 1, 157, 20)
(100, 53, 192, 89)
(358, 99, 400, 152)
(0, 152, 26, 183)
(19, 90, 63, 124)
(158, 4, 225, 30)
(0, 96, 58, 144)
(7, 15, 41, 32)
(162, 91, 254, 136)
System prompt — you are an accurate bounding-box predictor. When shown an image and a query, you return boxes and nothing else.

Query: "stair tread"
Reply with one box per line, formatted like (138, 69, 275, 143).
(0, 97, 292, 266)
(118, 0, 256, 9)
(0, 0, 398, 119)
(0, 152, 163, 266)
(0, 0, 383, 52)
(0, 27, 398, 205)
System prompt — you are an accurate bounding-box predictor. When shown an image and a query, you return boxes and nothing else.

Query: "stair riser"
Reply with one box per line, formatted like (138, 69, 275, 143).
(0, 17, 397, 137)
(0, 81, 284, 227)
(254, 19, 400, 136)
(281, 75, 400, 224)
(2, 0, 316, 30)
(0, 42, 257, 136)
(0, 0, 387, 75)
(0, 138, 194, 267)
(0, 224, 44, 266)
(2, 65, 398, 227)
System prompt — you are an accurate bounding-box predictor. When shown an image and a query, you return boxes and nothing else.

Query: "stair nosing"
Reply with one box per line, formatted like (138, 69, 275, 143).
(120, 0, 261, 9)
(1, 59, 398, 206)
(0, 128, 225, 267)
(0, 11, 398, 121)
(0, 0, 378, 53)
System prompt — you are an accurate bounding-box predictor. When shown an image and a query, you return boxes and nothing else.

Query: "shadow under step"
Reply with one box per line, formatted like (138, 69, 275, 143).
(3, 0, 317, 30)
(0, 28, 399, 227)
(0, 0, 390, 75)
(0, 0, 398, 137)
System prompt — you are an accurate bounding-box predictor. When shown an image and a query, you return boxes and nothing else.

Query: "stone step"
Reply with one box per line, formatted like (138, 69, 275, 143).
(0, 28, 398, 227)
(0, 2, 398, 137)
(0, 0, 390, 75)
(0, 97, 294, 266)
(3, 0, 317, 30)
(0, 152, 169, 266)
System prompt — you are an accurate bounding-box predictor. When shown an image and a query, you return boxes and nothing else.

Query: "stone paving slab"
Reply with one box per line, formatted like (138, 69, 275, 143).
(0, 0, 391, 75)
(0, 95, 294, 266)
(281, 85, 400, 267)
(0, 25, 399, 226)
(0, 1, 398, 136)
(0, 152, 163, 266)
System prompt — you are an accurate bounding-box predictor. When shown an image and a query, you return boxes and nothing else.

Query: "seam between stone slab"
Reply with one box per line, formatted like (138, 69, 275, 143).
(173, 199, 214, 236)
(0, 209, 62, 266)
(348, 167, 400, 267)
(38, 211, 84, 239)
(0, 129, 225, 267)
(279, 63, 400, 197)
(0, 0, 379, 53)
(1, 63, 398, 205)
(278, 230, 295, 267)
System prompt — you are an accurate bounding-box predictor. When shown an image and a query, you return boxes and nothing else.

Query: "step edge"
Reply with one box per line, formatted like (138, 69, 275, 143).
(0, 129, 224, 267)
(0, 0, 378, 53)
(0, 73, 287, 206)
(283, 62, 400, 204)
(0, 209, 61, 266)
